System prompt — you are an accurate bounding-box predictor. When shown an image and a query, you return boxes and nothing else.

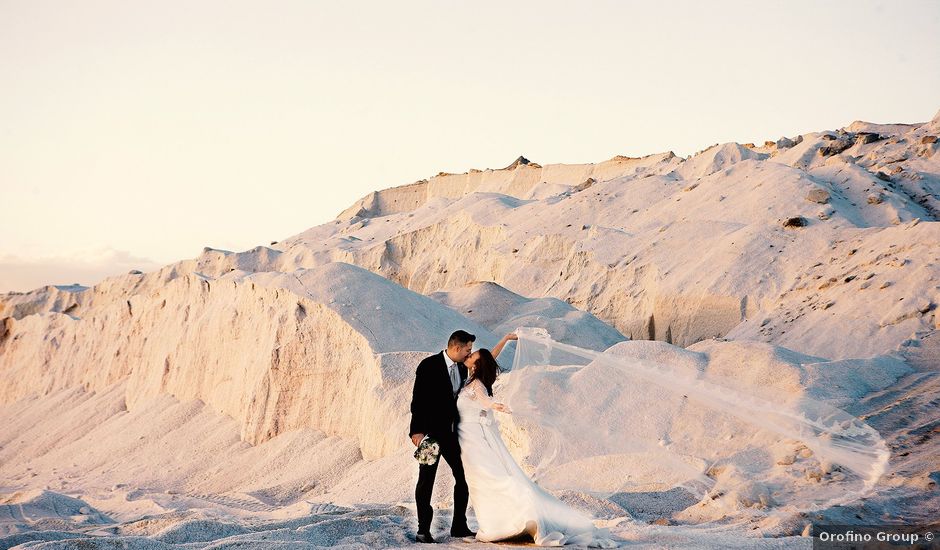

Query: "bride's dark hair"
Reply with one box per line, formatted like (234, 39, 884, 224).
(467, 348, 502, 397)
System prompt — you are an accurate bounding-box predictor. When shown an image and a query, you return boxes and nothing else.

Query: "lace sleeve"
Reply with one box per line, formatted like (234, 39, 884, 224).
(466, 379, 497, 409)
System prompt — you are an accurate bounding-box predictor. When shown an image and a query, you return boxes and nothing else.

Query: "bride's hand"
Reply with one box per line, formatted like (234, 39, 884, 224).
(503, 332, 518, 341)
(493, 403, 512, 414)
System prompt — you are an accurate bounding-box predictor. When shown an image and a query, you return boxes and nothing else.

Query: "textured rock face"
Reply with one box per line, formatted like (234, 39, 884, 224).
(247, 113, 938, 359)
(3, 114, 939, 397)
(7, 112, 938, 360)
(0, 259, 629, 463)
(0, 264, 496, 459)
(1, 113, 939, 530)
(0, 284, 89, 320)
(429, 280, 627, 358)
(337, 152, 681, 219)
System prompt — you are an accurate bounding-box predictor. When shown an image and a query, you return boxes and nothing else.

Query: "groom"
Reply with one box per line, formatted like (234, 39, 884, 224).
(409, 329, 476, 543)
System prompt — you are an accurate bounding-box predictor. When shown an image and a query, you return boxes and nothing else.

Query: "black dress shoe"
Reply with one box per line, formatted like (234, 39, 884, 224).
(415, 531, 436, 543)
(450, 527, 476, 538)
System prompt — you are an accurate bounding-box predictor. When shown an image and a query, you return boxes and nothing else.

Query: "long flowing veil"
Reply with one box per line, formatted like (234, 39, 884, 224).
(495, 327, 889, 516)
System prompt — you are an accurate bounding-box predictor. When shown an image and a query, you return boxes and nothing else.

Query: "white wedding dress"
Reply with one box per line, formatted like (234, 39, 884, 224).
(456, 378, 618, 547)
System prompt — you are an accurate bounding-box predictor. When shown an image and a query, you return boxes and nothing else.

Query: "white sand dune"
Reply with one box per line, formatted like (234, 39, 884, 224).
(1, 112, 939, 548)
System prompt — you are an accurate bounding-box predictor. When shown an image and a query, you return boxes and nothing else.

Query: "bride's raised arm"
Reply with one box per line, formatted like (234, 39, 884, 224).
(491, 332, 518, 359)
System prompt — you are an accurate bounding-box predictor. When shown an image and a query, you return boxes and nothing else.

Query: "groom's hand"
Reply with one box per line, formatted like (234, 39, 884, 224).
(411, 433, 425, 447)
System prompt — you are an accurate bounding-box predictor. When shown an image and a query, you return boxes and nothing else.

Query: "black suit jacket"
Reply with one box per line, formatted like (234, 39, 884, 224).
(409, 351, 468, 439)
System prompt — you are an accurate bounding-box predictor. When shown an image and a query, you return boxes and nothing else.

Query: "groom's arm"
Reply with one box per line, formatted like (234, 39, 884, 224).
(409, 358, 431, 443)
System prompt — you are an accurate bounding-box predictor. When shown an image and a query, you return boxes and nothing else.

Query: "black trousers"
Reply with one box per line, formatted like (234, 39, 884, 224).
(415, 430, 469, 533)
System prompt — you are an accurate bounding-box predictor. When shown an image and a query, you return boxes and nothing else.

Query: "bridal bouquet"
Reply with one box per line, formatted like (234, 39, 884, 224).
(414, 436, 441, 466)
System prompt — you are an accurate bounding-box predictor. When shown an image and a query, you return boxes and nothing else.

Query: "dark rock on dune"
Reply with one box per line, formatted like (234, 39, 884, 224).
(503, 155, 533, 170)
(783, 216, 808, 228)
(573, 178, 596, 192)
(776, 136, 797, 148)
(819, 139, 853, 156)
(857, 132, 885, 145)
(805, 188, 831, 204)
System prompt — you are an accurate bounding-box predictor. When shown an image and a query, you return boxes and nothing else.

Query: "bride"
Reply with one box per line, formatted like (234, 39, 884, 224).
(457, 334, 619, 547)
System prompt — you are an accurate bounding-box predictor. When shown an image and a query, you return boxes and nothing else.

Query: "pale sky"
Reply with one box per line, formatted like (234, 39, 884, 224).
(2, 0, 938, 292)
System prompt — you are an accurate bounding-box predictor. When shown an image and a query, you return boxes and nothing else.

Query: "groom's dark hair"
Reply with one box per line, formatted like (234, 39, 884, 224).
(448, 330, 476, 347)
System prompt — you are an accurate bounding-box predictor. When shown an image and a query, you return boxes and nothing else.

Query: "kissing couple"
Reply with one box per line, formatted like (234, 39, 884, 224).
(409, 329, 618, 547)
